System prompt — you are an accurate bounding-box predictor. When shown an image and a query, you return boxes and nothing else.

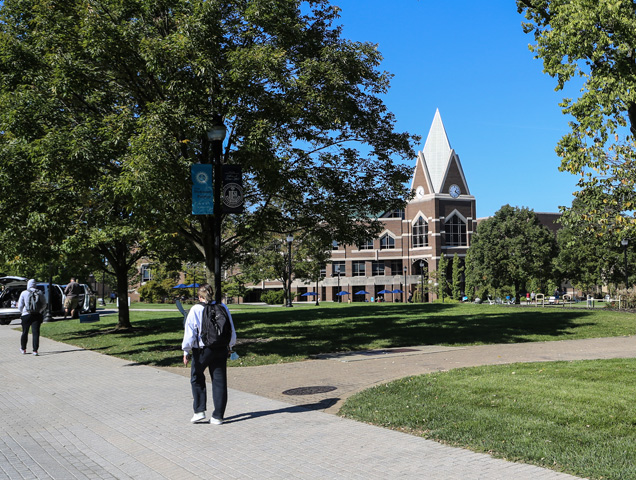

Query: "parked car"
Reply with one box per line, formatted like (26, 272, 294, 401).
(61, 283, 97, 315)
(0, 277, 66, 324)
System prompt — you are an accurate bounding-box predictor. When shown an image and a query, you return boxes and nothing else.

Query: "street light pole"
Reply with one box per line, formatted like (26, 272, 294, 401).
(622, 239, 629, 288)
(419, 260, 425, 304)
(336, 265, 341, 303)
(403, 265, 407, 303)
(207, 117, 227, 305)
(286, 234, 294, 307)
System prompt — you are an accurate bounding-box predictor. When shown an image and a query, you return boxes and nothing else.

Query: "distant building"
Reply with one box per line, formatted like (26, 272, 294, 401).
(246, 109, 485, 303)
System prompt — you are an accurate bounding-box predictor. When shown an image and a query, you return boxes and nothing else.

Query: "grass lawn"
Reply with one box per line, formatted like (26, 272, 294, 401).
(40, 302, 635, 368)
(340, 358, 636, 480)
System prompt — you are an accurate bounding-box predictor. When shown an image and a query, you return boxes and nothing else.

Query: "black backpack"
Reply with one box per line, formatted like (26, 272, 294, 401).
(200, 303, 232, 347)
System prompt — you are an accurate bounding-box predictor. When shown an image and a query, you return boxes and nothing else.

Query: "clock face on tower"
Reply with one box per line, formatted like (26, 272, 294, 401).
(449, 184, 461, 198)
(416, 186, 425, 199)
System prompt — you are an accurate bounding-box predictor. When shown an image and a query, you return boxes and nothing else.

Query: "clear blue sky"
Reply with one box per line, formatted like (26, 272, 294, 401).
(335, 0, 579, 218)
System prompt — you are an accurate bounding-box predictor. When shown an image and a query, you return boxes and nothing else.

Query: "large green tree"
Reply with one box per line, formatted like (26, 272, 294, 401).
(555, 200, 634, 293)
(518, 0, 636, 238)
(0, 0, 416, 327)
(465, 205, 557, 301)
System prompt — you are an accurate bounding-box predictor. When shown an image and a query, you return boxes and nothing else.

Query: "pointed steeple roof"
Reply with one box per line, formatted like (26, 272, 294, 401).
(422, 109, 452, 194)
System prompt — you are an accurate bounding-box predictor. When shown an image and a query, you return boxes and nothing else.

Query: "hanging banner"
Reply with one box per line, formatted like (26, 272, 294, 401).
(222, 165, 244, 214)
(191, 164, 213, 215)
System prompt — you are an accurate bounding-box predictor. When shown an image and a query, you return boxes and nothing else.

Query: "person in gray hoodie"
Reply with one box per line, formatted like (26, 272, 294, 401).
(17, 279, 47, 356)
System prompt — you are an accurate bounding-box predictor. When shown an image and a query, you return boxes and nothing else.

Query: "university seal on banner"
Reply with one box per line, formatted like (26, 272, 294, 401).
(222, 165, 244, 213)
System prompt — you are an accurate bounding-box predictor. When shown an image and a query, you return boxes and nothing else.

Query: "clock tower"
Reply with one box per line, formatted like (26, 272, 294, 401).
(405, 109, 476, 296)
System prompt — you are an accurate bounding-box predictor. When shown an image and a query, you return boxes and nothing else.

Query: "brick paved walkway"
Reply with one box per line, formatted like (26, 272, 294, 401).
(0, 323, 609, 479)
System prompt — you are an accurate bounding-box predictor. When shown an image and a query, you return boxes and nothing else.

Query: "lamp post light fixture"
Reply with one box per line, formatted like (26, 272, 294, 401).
(622, 239, 629, 288)
(286, 234, 294, 307)
(207, 117, 227, 304)
(419, 260, 425, 304)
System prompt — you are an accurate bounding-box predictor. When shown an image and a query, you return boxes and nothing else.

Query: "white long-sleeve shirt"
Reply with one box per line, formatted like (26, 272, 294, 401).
(182, 303, 237, 354)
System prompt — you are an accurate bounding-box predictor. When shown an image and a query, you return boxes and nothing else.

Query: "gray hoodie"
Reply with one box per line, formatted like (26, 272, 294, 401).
(17, 279, 47, 316)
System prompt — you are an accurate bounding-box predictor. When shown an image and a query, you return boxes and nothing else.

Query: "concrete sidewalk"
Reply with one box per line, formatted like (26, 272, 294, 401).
(0, 325, 588, 480)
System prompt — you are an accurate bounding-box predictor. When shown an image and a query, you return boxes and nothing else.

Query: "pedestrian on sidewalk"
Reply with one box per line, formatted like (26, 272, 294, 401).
(182, 284, 236, 425)
(17, 279, 47, 356)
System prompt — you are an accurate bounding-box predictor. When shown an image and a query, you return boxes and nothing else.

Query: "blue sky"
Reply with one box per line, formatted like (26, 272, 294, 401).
(335, 0, 580, 218)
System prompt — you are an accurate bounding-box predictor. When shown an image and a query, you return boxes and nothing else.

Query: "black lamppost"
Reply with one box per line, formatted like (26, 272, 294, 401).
(207, 118, 227, 304)
(101, 257, 108, 307)
(403, 265, 407, 303)
(622, 239, 629, 288)
(335, 265, 341, 303)
(419, 260, 425, 304)
(286, 234, 294, 307)
(43, 264, 53, 323)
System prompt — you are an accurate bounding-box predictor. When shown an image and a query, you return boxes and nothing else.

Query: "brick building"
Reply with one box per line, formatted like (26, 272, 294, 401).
(247, 109, 478, 303)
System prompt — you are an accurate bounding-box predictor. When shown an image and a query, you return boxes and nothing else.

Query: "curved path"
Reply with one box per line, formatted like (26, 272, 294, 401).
(5, 324, 631, 479)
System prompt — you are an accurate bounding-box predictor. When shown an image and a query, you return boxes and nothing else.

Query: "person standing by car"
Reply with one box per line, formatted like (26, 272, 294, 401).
(64, 277, 81, 319)
(17, 279, 47, 355)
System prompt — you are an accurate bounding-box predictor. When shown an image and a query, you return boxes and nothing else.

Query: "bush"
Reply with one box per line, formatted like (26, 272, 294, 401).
(261, 289, 284, 305)
(138, 279, 180, 303)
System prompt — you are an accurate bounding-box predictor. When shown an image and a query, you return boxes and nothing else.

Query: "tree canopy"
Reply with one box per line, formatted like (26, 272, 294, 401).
(0, 0, 417, 327)
(518, 0, 636, 238)
(465, 205, 557, 300)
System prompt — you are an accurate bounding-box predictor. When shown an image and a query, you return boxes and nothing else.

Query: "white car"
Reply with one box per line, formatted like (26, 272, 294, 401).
(0, 277, 66, 324)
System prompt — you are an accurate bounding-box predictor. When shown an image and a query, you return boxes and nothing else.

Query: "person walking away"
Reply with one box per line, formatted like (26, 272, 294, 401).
(182, 284, 236, 425)
(18, 279, 47, 355)
(64, 277, 82, 319)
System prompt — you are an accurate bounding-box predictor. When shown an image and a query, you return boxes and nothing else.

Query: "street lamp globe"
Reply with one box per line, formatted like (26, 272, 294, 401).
(207, 122, 227, 142)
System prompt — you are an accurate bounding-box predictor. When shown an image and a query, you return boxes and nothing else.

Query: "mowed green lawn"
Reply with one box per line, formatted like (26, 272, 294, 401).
(340, 359, 636, 480)
(41, 302, 633, 367)
(38, 302, 636, 479)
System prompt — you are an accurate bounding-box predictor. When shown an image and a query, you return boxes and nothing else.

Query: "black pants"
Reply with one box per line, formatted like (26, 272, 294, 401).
(190, 346, 228, 420)
(21, 313, 43, 352)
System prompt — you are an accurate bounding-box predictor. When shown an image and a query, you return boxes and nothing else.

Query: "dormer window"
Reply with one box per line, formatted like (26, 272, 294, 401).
(380, 234, 395, 250)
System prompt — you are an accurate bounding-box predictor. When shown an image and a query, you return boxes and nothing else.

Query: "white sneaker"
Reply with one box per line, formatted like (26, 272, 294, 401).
(209, 417, 223, 425)
(20, 349, 26, 354)
(32, 351, 38, 356)
(190, 412, 206, 423)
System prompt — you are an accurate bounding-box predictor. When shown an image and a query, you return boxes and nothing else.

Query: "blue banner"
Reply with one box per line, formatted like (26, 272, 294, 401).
(191, 164, 213, 215)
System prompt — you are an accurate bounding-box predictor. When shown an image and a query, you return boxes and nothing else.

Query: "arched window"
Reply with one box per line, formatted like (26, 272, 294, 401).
(412, 216, 428, 248)
(445, 214, 467, 246)
(380, 234, 395, 250)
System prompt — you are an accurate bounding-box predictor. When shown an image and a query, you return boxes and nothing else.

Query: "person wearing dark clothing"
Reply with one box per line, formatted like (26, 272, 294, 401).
(17, 279, 47, 355)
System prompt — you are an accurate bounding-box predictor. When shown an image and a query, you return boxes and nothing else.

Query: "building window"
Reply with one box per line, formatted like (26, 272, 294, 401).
(332, 241, 340, 250)
(140, 264, 152, 283)
(413, 216, 428, 248)
(372, 261, 385, 276)
(445, 214, 467, 246)
(358, 239, 374, 250)
(384, 209, 405, 219)
(379, 234, 395, 250)
(320, 264, 327, 277)
(332, 262, 346, 277)
(352, 261, 366, 277)
(389, 260, 403, 276)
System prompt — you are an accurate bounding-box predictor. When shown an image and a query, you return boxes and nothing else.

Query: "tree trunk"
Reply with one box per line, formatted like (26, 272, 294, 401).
(116, 265, 132, 330)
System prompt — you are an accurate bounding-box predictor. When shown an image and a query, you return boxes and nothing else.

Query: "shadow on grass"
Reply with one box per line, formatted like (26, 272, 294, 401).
(49, 305, 603, 366)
